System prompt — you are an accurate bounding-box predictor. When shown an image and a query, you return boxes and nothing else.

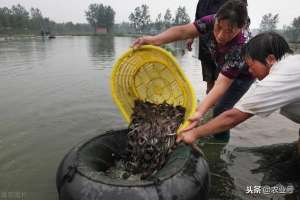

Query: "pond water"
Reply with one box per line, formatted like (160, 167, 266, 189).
(0, 36, 299, 199)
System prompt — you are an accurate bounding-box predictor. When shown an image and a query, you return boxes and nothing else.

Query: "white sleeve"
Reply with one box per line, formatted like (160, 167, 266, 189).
(234, 79, 296, 117)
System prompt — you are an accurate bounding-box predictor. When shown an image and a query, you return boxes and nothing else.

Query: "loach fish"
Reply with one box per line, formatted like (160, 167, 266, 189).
(124, 100, 185, 179)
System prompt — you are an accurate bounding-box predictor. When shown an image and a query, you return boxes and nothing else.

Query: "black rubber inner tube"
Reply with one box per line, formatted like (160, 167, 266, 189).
(75, 129, 195, 187)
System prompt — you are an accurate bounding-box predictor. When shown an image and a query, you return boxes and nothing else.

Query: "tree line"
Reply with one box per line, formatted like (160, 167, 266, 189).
(0, 4, 92, 35)
(259, 13, 300, 42)
(127, 5, 190, 34)
(86, 4, 190, 35)
(0, 3, 190, 36)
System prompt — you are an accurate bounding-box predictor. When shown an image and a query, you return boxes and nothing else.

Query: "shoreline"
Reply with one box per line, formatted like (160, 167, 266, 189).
(0, 33, 144, 41)
(1, 34, 299, 54)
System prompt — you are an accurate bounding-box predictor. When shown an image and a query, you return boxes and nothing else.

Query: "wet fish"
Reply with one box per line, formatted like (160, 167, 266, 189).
(124, 100, 185, 179)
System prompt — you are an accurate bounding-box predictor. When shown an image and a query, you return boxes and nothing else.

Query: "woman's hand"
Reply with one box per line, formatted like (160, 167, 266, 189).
(180, 110, 203, 132)
(186, 38, 194, 51)
(132, 36, 155, 49)
(176, 128, 198, 144)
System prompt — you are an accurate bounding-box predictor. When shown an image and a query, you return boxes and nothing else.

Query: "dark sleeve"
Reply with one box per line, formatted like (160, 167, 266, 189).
(221, 46, 246, 79)
(193, 15, 214, 35)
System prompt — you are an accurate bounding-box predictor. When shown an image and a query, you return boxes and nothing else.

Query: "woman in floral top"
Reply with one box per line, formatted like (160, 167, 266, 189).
(186, 0, 229, 94)
(132, 0, 254, 141)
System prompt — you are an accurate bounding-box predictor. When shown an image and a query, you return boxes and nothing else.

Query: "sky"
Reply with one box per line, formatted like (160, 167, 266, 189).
(1, 0, 300, 29)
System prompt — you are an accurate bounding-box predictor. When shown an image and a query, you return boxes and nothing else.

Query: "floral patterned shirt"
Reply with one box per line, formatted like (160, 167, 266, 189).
(193, 15, 253, 80)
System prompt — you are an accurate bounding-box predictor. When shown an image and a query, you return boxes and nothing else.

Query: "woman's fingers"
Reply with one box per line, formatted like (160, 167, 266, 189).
(176, 134, 183, 143)
(132, 36, 154, 49)
(132, 37, 144, 49)
(180, 121, 198, 133)
(176, 129, 197, 144)
(186, 39, 193, 51)
(189, 111, 202, 121)
(187, 43, 192, 51)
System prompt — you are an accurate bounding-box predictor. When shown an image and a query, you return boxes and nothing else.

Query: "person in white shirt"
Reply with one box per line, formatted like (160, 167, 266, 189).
(177, 32, 300, 155)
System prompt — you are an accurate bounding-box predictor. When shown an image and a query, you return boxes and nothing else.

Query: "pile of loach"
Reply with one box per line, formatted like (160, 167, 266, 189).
(124, 100, 185, 179)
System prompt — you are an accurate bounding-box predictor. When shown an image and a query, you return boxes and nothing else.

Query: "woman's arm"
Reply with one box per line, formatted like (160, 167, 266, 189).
(196, 73, 233, 116)
(132, 23, 199, 48)
(181, 73, 233, 132)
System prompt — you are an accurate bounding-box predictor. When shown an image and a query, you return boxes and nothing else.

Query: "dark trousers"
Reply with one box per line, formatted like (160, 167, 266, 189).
(213, 78, 254, 141)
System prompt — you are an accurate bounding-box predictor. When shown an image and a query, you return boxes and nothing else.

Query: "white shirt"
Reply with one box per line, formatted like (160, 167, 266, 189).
(234, 54, 300, 124)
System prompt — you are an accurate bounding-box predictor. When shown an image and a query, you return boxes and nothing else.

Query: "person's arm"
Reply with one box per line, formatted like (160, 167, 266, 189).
(182, 73, 234, 132)
(196, 73, 233, 116)
(177, 108, 253, 144)
(132, 23, 199, 48)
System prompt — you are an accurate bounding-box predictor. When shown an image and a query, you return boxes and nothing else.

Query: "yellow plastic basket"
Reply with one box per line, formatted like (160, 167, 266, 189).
(110, 45, 197, 131)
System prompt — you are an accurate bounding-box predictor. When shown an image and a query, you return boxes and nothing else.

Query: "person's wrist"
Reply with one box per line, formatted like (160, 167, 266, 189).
(152, 37, 162, 46)
(141, 36, 150, 45)
(191, 128, 199, 141)
(195, 109, 203, 118)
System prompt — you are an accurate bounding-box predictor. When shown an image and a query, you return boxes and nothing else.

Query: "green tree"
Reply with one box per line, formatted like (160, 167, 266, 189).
(259, 13, 279, 32)
(292, 16, 300, 41)
(85, 3, 115, 33)
(29, 8, 44, 32)
(140, 4, 151, 32)
(284, 16, 300, 42)
(174, 6, 190, 25)
(0, 7, 12, 30)
(11, 4, 29, 30)
(292, 16, 300, 29)
(65, 22, 75, 33)
(154, 13, 163, 32)
(43, 17, 51, 33)
(163, 9, 173, 28)
(129, 4, 151, 33)
(105, 6, 115, 32)
(129, 7, 141, 32)
(30, 8, 42, 19)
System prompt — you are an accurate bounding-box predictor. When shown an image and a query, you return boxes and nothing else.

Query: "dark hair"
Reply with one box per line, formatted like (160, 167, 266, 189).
(216, 0, 248, 28)
(241, 32, 294, 64)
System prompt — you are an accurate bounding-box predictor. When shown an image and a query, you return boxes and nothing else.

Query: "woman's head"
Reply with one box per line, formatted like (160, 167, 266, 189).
(242, 32, 294, 80)
(214, 0, 248, 45)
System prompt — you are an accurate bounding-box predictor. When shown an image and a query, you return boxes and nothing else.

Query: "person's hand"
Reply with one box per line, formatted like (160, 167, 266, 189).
(132, 36, 155, 49)
(176, 128, 198, 144)
(186, 38, 194, 51)
(180, 110, 202, 132)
